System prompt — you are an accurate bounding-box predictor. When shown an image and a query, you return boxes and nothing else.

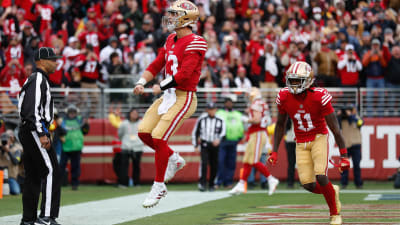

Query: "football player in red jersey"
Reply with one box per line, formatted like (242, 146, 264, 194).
(268, 61, 350, 225)
(133, 0, 207, 208)
(229, 88, 279, 196)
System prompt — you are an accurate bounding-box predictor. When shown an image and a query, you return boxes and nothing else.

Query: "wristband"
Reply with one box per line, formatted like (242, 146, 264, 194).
(339, 148, 347, 155)
(160, 76, 177, 90)
(136, 77, 147, 86)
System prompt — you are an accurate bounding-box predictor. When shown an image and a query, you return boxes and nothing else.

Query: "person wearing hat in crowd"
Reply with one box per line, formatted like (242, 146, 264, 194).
(192, 102, 226, 192)
(18, 47, 62, 225)
(362, 38, 387, 116)
(62, 36, 80, 71)
(100, 36, 123, 64)
(338, 44, 363, 87)
(234, 66, 252, 89)
(216, 98, 245, 188)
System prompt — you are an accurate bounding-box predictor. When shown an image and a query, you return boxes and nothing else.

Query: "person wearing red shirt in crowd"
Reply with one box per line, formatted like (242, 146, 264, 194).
(87, 7, 100, 26)
(5, 35, 24, 66)
(288, 0, 308, 21)
(1, 6, 20, 39)
(133, 0, 206, 208)
(15, 0, 37, 22)
(31, 0, 54, 34)
(49, 51, 69, 88)
(245, 31, 264, 87)
(78, 44, 101, 118)
(0, 59, 26, 105)
(78, 20, 107, 56)
(337, 44, 362, 87)
(270, 61, 350, 225)
(62, 37, 80, 72)
(280, 40, 306, 84)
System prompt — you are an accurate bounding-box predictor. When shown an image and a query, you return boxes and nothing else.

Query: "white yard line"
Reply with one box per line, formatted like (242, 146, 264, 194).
(0, 191, 230, 225)
(247, 189, 400, 194)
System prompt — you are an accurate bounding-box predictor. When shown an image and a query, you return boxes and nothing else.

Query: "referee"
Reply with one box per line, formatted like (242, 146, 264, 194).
(192, 102, 225, 192)
(18, 47, 62, 225)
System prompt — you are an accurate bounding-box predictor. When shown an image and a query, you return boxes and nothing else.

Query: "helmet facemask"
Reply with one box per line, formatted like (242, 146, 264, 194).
(162, 9, 197, 32)
(286, 74, 314, 94)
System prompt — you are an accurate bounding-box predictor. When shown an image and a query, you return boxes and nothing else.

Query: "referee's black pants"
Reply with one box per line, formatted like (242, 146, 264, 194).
(199, 142, 219, 188)
(18, 126, 61, 222)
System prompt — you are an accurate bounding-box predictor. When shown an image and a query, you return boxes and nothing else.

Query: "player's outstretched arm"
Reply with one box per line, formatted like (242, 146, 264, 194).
(325, 112, 350, 172)
(133, 70, 154, 95)
(269, 112, 288, 165)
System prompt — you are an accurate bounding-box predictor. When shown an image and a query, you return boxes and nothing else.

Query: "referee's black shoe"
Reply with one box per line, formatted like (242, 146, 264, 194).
(36, 217, 61, 225)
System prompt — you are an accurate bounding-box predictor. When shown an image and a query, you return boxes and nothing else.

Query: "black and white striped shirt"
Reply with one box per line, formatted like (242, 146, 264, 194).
(18, 68, 54, 137)
(192, 114, 226, 146)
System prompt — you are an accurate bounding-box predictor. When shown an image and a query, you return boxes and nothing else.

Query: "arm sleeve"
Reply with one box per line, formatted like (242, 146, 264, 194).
(337, 57, 347, 69)
(192, 117, 201, 146)
(145, 47, 166, 76)
(173, 52, 203, 85)
(30, 74, 46, 136)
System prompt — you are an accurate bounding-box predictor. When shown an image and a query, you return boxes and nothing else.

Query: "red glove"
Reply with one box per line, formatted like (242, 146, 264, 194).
(268, 152, 278, 166)
(339, 157, 350, 173)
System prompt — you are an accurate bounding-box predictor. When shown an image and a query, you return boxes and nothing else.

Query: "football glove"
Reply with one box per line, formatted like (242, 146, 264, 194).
(268, 152, 278, 166)
(339, 157, 350, 173)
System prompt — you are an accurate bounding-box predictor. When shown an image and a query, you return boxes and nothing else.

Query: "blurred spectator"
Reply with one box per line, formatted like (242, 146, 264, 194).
(78, 20, 106, 55)
(192, 102, 225, 192)
(337, 105, 363, 189)
(216, 98, 245, 188)
(0, 58, 26, 105)
(134, 16, 154, 48)
(123, 0, 143, 30)
(100, 36, 122, 64)
(5, 35, 24, 66)
(337, 44, 362, 87)
(384, 45, 400, 88)
(78, 45, 102, 117)
(245, 31, 264, 87)
(118, 108, 144, 187)
(133, 42, 155, 75)
(314, 39, 339, 87)
(49, 47, 69, 88)
(62, 37, 80, 71)
(280, 40, 305, 85)
(234, 66, 252, 89)
(60, 104, 88, 191)
(362, 38, 387, 116)
(31, 0, 54, 34)
(120, 34, 134, 65)
(108, 52, 130, 103)
(0, 130, 23, 195)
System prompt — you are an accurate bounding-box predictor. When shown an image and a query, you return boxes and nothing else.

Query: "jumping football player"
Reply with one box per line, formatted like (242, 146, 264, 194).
(133, 0, 207, 208)
(268, 61, 350, 225)
(229, 88, 279, 195)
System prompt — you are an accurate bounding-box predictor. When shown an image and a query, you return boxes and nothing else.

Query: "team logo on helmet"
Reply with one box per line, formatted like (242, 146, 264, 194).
(179, 2, 195, 10)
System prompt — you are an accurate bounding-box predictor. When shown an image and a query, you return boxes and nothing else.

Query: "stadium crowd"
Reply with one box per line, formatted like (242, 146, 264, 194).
(0, 0, 400, 95)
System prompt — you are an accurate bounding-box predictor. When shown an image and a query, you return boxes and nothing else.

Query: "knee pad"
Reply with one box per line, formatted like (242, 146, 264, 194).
(303, 183, 316, 192)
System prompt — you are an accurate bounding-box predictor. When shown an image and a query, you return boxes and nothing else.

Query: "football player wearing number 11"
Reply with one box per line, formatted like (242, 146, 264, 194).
(133, 0, 207, 208)
(268, 61, 350, 225)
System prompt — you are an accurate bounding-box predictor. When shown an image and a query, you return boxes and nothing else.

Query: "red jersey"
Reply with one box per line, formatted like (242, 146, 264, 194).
(146, 33, 207, 92)
(78, 31, 105, 55)
(0, 65, 26, 98)
(35, 4, 54, 33)
(3, 18, 17, 38)
(247, 99, 271, 135)
(276, 87, 335, 143)
(5, 45, 24, 66)
(49, 57, 66, 87)
(80, 56, 100, 82)
(246, 40, 264, 76)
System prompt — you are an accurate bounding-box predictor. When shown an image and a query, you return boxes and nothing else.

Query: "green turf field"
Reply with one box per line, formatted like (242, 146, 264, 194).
(1, 182, 399, 225)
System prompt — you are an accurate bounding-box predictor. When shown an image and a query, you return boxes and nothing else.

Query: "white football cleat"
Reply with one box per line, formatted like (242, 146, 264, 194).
(228, 181, 247, 195)
(142, 182, 167, 208)
(164, 152, 186, 183)
(268, 176, 279, 196)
